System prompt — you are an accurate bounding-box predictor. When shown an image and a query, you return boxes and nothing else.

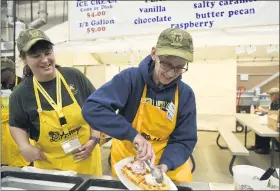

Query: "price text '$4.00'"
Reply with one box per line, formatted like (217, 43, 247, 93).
(87, 11, 106, 18)
(86, 11, 106, 33)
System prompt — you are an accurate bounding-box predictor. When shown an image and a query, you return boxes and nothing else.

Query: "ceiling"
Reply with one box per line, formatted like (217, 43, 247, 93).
(1, 0, 67, 33)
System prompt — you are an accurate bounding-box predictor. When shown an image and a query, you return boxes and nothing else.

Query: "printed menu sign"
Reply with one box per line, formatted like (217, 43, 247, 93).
(68, 1, 279, 41)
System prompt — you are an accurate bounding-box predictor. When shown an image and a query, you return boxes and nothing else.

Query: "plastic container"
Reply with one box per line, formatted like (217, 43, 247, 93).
(250, 105, 255, 114)
(269, 176, 279, 190)
(232, 165, 269, 190)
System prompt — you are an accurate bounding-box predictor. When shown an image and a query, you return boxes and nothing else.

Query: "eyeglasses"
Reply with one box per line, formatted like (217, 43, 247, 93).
(157, 58, 188, 75)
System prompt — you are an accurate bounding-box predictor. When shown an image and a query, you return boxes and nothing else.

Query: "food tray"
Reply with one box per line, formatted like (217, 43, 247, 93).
(77, 178, 193, 190)
(1, 171, 84, 190)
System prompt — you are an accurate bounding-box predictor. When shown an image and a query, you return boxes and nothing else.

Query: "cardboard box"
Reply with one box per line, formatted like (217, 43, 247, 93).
(267, 110, 279, 132)
(267, 110, 280, 143)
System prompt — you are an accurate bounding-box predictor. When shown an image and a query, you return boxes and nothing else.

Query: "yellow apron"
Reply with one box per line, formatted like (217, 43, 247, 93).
(32, 70, 102, 175)
(111, 84, 192, 182)
(1, 77, 31, 167)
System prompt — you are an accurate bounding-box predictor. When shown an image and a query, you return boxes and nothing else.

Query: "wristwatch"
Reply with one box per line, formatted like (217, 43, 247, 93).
(90, 136, 100, 144)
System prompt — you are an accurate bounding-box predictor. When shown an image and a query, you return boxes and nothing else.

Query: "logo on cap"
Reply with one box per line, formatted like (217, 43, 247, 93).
(171, 32, 183, 47)
(29, 30, 42, 39)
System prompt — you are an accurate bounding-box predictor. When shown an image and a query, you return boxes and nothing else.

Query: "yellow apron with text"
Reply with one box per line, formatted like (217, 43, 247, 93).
(1, 77, 31, 167)
(111, 85, 192, 182)
(33, 71, 102, 175)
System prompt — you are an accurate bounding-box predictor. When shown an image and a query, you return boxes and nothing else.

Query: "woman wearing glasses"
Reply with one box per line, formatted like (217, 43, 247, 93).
(82, 28, 197, 182)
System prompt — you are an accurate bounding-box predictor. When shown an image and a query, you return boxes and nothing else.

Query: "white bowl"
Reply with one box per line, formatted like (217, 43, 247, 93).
(232, 165, 269, 190)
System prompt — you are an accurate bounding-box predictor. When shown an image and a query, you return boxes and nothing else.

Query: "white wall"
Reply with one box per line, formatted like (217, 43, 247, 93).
(105, 65, 119, 82)
(182, 59, 237, 115)
(15, 52, 237, 131)
(72, 65, 121, 89)
(85, 65, 106, 89)
(15, 50, 236, 119)
(102, 60, 237, 117)
(119, 65, 138, 72)
(63, 58, 237, 117)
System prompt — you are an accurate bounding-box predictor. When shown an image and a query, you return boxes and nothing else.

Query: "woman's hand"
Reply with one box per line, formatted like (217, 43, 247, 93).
(74, 140, 97, 161)
(20, 144, 47, 162)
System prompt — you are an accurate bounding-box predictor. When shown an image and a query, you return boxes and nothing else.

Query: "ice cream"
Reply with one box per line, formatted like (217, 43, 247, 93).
(127, 160, 146, 174)
(144, 174, 161, 186)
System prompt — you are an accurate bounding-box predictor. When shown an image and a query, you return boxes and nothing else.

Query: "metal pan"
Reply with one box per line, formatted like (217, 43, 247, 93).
(1, 171, 84, 190)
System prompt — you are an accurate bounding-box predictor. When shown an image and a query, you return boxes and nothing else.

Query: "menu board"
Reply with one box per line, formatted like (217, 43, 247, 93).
(68, 0, 279, 41)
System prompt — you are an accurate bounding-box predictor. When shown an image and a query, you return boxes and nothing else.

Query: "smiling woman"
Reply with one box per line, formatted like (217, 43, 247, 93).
(8, 28, 102, 176)
(20, 41, 59, 80)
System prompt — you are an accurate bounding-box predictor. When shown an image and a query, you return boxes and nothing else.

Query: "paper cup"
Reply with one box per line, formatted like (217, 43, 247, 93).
(232, 165, 269, 190)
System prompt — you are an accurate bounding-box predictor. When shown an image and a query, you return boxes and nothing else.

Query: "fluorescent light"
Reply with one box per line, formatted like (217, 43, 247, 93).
(246, 45, 256, 54)
(266, 45, 277, 53)
(235, 46, 245, 54)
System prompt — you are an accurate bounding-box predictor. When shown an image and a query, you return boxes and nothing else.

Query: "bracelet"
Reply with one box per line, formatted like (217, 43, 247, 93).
(90, 136, 100, 144)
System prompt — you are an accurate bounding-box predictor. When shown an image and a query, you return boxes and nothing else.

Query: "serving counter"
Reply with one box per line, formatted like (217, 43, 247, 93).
(1, 166, 211, 190)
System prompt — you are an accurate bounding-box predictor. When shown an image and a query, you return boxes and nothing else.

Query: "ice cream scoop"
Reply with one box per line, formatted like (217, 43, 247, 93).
(134, 143, 164, 183)
(127, 160, 146, 174)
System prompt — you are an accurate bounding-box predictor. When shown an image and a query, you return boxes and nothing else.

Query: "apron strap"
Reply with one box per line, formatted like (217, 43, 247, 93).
(174, 84, 179, 119)
(15, 76, 18, 87)
(33, 80, 42, 112)
(136, 85, 148, 131)
(33, 69, 79, 112)
(57, 70, 79, 105)
(33, 71, 61, 113)
(141, 84, 148, 99)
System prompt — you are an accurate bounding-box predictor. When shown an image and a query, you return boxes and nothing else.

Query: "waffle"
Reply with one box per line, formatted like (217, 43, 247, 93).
(139, 180, 169, 190)
(121, 163, 169, 190)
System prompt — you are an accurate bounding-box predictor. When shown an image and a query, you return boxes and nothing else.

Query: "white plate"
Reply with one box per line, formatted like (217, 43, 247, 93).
(114, 156, 178, 190)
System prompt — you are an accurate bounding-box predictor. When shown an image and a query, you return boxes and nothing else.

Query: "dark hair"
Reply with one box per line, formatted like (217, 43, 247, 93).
(20, 40, 53, 58)
(20, 40, 60, 77)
